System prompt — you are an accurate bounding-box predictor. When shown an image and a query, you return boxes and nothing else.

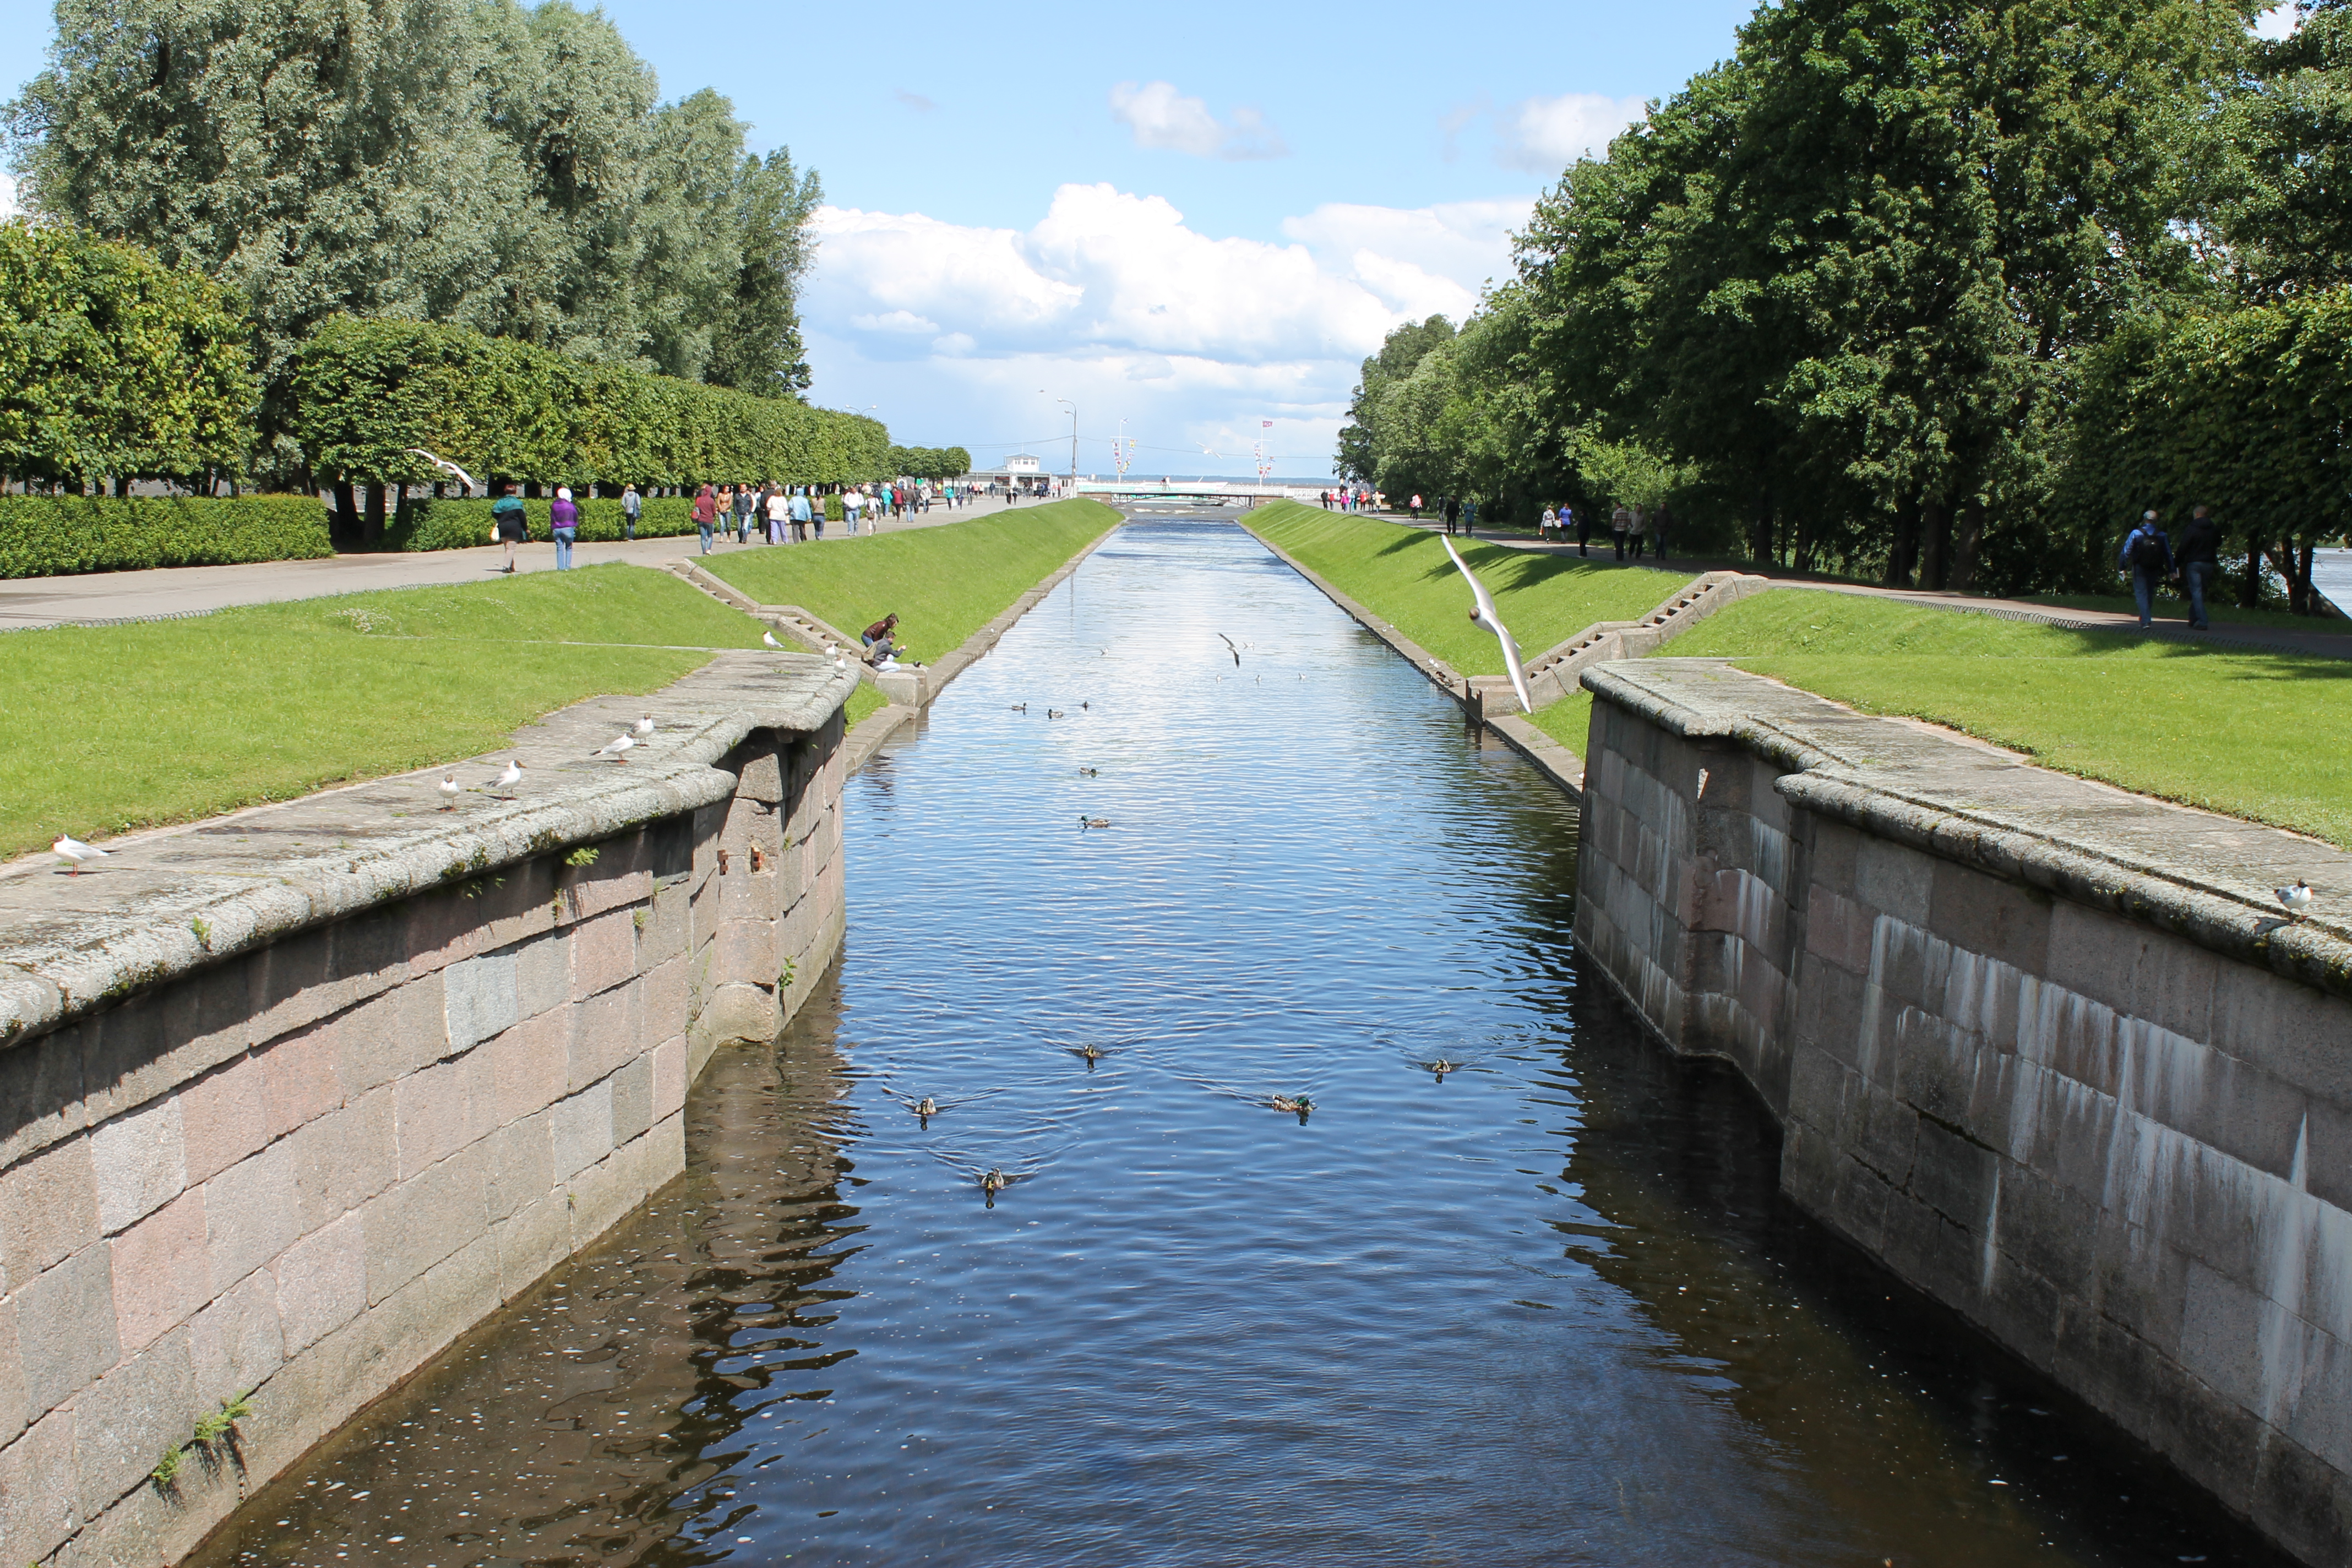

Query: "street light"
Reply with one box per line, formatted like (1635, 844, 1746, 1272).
(1042, 390, 1078, 487)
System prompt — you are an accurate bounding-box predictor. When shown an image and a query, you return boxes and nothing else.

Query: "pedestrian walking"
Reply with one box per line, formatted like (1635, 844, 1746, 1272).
(1411, 493, 1423, 520)
(1571, 505, 1591, 557)
(1442, 496, 1461, 535)
(790, 488, 812, 541)
(734, 483, 755, 543)
(2118, 510, 2174, 628)
(1539, 504, 1558, 541)
(1652, 501, 1672, 563)
(621, 482, 641, 541)
(766, 486, 790, 544)
(550, 485, 579, 569)
(2176, 505, 2222, 630)
(494, 482, 528, 573)
(843, 488, 864, 535)
(1630, 504, 1649, 562)
(1610, 502, 1631, 561)
(692, 483, 717, 554)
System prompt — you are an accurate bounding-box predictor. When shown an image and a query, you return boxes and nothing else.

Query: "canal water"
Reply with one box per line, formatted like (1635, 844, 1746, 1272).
(192, 511, 2288, 1567)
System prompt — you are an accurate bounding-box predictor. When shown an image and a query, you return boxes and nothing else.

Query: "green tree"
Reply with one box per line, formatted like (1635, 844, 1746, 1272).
(1336, 314, 1454, 483)
(2207, 1, 2352, 297)
(0, 221, 255, 488)
(6, 0, 823, 469)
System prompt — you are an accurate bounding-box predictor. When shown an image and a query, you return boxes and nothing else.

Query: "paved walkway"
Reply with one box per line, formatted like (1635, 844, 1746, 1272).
(0, 494, 1045, 630)
(1376, 515, 2352, 662)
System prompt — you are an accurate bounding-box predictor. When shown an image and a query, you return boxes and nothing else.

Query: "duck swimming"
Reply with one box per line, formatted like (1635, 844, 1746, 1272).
(1079, 816, 1111, 829)
(1268, 1093, 1316, 1124)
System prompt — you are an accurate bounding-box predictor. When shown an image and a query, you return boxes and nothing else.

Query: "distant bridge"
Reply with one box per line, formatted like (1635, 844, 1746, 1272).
(1071, 479, 1332, 504)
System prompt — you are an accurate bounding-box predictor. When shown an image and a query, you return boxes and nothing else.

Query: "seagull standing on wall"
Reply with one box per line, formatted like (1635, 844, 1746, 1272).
(1440, 536, 1533, 714)
(2278, 880, 2315, 921)
(52, 835, 107, 875)
(763, 630, 784, 649)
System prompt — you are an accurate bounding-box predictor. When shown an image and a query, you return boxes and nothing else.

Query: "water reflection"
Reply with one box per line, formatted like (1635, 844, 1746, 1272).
(190, 513, 2286, 1567)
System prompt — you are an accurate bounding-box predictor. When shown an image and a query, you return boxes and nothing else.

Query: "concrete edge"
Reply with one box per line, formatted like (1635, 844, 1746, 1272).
(1580, 659, 2352, 1005)
(1484, 712, 1586, 799)
(1242, 522, 1476, 701)
(0, 663, 861, 1049)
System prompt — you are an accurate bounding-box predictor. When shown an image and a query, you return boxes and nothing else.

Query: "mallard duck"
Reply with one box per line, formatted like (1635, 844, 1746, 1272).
(1079, 816, 1111, 829)
(1268, 1093, 1315, 1124)
(1009, 703, 1028, 712)
(1078, 766, 1101, 777)
(1047, 709, 1066, 718)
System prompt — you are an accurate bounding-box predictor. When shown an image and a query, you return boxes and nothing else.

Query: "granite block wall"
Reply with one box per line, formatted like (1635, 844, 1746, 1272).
(1575, 666, 2352, 1566)
(0, 722, 843, 1567)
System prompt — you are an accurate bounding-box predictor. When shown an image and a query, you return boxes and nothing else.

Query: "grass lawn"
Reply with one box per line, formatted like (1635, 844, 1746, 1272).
(1248, 500, 1692, 676)
(701, 498, 1121, 667)
(2, 564, 768, 858)
(1532, 587, 2352, 850)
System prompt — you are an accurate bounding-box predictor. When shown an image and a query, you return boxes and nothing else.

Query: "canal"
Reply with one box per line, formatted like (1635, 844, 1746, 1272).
(191, 510, 2288, 1566)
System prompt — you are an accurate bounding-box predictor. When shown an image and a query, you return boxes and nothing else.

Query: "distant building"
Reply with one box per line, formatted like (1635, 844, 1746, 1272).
(1004, 454, 1042, 475)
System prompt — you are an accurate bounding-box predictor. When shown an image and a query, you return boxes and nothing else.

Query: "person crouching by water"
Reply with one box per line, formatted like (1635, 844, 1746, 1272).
(493, 483, 528, 574)
(550, 486, 579, 569)
(862, 613, 900, 664)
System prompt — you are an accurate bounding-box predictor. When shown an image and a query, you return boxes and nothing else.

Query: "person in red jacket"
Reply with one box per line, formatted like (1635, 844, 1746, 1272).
(862, 613, 900, 662)
(691, 483, 717, 555)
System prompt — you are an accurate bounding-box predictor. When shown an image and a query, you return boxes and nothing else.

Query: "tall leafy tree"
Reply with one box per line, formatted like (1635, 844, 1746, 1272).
(5, 0, 824, 473)
(1336, 314, 1454, 483)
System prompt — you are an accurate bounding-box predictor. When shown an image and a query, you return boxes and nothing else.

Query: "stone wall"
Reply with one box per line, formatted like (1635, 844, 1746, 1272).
(1575, 657, 2352, 1567)
(0, 655, 851, 1566)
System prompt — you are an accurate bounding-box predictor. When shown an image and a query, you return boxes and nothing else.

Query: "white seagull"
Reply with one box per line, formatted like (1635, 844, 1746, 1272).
(52, 835, 108, 875)
(2278, 879, 2315, 921)
(633, 714, 656, 738)
(491, 759, 524, 793)
(437, 774, 462, 809)
(592, 733, 636, 762)
(762, 629, 783, 649)
(1439, 535, 1533, 714)
(404, 448, 480, 494)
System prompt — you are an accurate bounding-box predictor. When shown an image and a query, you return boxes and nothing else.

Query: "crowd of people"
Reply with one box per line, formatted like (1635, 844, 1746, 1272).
(1313, 486, 1672, 565)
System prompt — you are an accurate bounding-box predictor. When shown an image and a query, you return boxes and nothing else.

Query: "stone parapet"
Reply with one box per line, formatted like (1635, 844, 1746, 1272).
(1574, 657, 2352, 1566)
(0, 651, 853, 1567)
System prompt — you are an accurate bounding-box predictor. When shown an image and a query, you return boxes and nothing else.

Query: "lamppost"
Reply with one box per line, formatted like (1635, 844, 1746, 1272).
(1042, 391, 1078, 488)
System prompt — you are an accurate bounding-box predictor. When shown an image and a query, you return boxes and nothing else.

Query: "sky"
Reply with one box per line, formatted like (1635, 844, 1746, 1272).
(0, 1, 2305, 477)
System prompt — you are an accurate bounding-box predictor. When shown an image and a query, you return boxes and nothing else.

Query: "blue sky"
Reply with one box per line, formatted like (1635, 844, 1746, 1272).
(0, 1, 2299, 476)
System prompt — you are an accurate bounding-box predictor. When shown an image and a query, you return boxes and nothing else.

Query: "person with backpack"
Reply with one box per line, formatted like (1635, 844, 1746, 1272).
(2118, 510, 2174, 628)
(493, 483, 528, 574)
(620, 482, 641, 541)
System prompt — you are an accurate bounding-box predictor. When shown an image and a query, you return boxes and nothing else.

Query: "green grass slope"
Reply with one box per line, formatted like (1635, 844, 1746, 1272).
(1248, 500, 1689, 676)
(1539, 587, 2352, 850)
(5, 564, 767, 858)
(702, 498, 1121, 667)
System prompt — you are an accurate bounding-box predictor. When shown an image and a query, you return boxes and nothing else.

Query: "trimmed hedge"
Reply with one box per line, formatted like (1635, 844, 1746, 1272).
(292, 316, 890, 489)
(0, 494, 332, 578)
(385, 496, 704, 551)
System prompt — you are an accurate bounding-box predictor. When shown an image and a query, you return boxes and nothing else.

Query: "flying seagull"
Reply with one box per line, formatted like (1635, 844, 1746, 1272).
(52, 835, 107, 875)
(1439, 535, 1533, 714)
(592, 733, 636, 762)
(2278, 879, 2315, 921)
(404, 448, 480, 494)
(1217, 633, 1241, 667)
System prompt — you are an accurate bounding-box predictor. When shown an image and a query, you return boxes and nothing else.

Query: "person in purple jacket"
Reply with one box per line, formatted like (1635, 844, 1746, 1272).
(550, 486, 579, 570)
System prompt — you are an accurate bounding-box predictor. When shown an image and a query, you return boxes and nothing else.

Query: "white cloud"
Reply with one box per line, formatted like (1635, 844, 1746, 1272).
(1109, 80, 1287, 161)
(802, 183, 1529, 476)
(1494, 92, 1646, 172)
(2253, 2, 2299, 39)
